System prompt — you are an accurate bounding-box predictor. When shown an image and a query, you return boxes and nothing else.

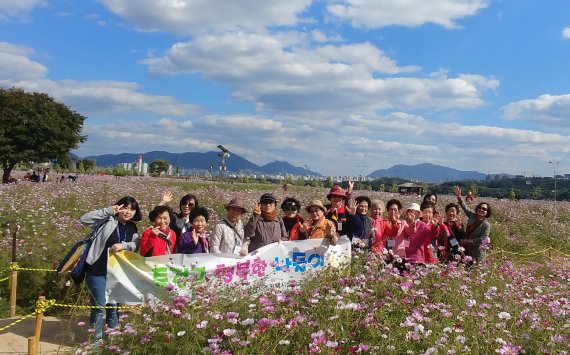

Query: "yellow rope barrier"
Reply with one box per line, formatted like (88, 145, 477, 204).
(0, 276, 9, 283)
(51, 302, 141, 310)
(9, 265, 58, 272)
(0, 312, 37, 332)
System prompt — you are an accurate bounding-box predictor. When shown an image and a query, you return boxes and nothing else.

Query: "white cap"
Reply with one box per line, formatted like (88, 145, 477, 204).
(406, 202, 421, 212)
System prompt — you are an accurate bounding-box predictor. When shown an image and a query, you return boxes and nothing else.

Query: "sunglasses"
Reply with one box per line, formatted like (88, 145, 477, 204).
(477, 206, 488, 211)
(283, 206, 297, 211)
(181, 202, 195, 207)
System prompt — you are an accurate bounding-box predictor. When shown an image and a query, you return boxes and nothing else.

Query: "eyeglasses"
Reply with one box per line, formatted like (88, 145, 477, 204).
(181, 202, 195, 207)
(308, 209, 321, 214)
(477, 206, 488, 211)
(283, 207, 297, 211)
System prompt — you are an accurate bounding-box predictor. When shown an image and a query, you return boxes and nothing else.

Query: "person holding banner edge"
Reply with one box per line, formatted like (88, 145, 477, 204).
(80, 196, 142, 340)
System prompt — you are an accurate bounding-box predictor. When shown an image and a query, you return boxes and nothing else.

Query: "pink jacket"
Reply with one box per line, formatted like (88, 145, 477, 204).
(384, 219, 409, 258)
(405, 221, 449, 264)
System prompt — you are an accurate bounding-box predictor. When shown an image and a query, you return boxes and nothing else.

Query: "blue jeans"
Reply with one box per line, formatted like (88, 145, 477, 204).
(85, 274, 119, 339)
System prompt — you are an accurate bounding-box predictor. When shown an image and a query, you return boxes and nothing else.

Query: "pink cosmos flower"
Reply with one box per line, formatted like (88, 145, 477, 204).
(496, 344, 522, 354)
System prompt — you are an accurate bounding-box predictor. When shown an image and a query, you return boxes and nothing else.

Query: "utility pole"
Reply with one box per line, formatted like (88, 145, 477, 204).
(548, 161, 560, 220)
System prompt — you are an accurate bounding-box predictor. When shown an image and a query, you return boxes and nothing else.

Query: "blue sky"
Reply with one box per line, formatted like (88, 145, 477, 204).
(1, 0, 569, 177)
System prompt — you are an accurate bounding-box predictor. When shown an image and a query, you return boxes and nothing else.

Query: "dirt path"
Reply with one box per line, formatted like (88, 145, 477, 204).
(0, 315, 88, 354)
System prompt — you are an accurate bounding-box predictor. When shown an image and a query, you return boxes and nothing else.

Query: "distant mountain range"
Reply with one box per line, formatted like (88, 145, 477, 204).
(368, 163, 489, 183)
(78, 151, 495, 182)
(83, 151, 320, 176)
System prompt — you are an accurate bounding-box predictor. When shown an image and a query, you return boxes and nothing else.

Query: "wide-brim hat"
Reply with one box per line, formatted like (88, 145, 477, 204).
(327, 185, 347, 200)
(225, 197, 247, 213)
(259, 193, 277, 204)
(281, 197, 301, 211)
(355, 195, 371, 207)
(305, 199, 326, 213)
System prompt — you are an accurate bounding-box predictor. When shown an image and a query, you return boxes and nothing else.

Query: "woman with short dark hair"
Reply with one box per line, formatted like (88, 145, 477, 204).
(454, 185, 491, 264)
(177, 207, 210, 254)
(80, 196, 142, 340)
(440, 203, 466, 262)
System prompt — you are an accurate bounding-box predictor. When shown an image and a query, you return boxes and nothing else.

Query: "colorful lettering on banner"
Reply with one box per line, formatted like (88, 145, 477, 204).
(152, 266, 168, 287)
(236, 260, 250, 279)
(274, 252, 325, 272)
(251, 257, 267, 277)
(215, 264, 235, 283)
(152, 265, 205, 287)
(292, 251, 307, 272)
(273, 256, 292, 272)
(307, 253, 324, 269)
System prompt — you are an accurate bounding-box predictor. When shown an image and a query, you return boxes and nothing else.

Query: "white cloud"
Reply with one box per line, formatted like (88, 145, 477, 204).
(0, 41, 199, 117)
(142, 32, 496, 114)
(326, 0, 490, 29)
(0, 42, 48, 80)
(14, 79, 200, 117)
(73, 107, 570, 178)
(0, 0, 45, 20)
(96, 0, 312, 35)
(502, 94, 570, 127)
(562, 27, 570, 39)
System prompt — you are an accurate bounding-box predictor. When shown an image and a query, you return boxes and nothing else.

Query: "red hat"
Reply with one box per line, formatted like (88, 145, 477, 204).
(327, 185, 347, 200)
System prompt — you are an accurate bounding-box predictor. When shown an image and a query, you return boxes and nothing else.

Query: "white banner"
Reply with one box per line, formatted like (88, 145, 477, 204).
(106, 236, 351, 304)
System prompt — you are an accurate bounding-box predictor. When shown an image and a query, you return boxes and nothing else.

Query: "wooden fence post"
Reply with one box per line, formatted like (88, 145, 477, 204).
(9, 262, 17, 318)
(27, 336, 36, 355)
(9, 222, 19, 318)
(33, 296, 46, 354)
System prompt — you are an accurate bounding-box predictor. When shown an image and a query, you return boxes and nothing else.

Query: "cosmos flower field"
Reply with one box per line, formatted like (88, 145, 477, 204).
(0, 175, 569, 354)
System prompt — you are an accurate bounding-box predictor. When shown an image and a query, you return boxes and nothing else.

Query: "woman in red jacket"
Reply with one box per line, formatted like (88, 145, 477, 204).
(140, 205, 176, 257)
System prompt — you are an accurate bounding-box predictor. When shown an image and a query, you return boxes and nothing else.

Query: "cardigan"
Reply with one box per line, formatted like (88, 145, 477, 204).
(81, 207, 140, 265)
(458, 198, 490, 263)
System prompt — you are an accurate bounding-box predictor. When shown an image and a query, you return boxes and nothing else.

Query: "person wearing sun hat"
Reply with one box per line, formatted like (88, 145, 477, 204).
(210, 197, 247, 254)
(243, 193, 288, 254)
(298, 199, 339, 245)
(324, 180, 354, 236)
(281, 197, 304, 241)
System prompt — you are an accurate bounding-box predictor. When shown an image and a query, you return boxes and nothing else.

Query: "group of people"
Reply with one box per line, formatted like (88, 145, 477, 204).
(79, 183, 492, 339)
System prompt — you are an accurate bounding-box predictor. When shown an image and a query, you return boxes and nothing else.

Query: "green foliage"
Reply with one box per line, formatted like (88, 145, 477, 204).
(389, 182, 398, 193)
(469, 182, 479, 196)
(149, 159, 170, 175)
(325, 176, 334, 188)
(0, 87, 86, 183)
(531, 186, 543, 200)
(508, 188, 517, 201)
(81, 159, 95, 172)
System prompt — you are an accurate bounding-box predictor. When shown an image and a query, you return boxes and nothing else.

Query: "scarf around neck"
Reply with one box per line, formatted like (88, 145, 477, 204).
(261, 210, 277, 221)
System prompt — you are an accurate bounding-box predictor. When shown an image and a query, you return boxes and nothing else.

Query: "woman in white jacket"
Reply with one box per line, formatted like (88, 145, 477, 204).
(209, 197, 247, 254)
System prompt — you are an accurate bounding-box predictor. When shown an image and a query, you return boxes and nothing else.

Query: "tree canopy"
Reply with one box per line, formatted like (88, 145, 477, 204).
(149, 159, 170, 175)
(0, 88, 86, 183)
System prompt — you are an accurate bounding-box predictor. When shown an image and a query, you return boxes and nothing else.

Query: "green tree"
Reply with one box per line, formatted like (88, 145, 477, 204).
(77, 162, 85, 174)
(325, 176, 334, 188)
(469, 182, 479, 197)
(0, 88, 86, 183)
(149, 159, 170, 175)
(81, 158, 95, 172)
(390, 182, 398, 193)
(531, 186, 543, 200)
(508, 188, 517, 201)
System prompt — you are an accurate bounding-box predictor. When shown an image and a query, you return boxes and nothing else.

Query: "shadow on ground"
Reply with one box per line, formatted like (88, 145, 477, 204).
(0, 315, 89, 354)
